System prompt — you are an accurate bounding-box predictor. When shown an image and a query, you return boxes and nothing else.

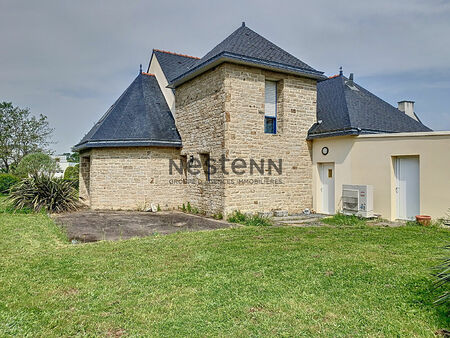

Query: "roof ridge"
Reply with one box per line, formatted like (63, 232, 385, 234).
(141, 72, 155, 76)
(328, 74, 341, 79)
(153, 49, 200, 60)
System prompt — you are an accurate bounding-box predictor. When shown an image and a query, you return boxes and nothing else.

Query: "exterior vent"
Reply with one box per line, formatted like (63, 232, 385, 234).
(342, 184, 374, 218)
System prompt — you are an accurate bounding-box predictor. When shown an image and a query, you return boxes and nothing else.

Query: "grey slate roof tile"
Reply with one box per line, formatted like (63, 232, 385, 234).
(75, 25, 432, 150)
(152, 49, 199, 82)
(171, 24, 325, 85)
(74, 73, 181, 151)
(308, 75, 432, 139)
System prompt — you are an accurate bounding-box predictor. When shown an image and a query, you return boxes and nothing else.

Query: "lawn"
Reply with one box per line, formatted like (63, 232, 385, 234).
(0, 196, 449, 336)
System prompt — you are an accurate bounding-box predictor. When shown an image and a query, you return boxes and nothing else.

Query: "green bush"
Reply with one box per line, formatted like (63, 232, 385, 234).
(63, 164, 79, 180)
(322, 213, 367, 226)
(0, 173, 20, 194)
(63, 164, 79, 190)
(14, 153, 59, 178)
(227, 210, 272, 226)
(8, 175, 81, 213)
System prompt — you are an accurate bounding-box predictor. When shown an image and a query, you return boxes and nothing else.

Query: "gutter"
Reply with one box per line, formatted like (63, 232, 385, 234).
(73, 139, 182, 152)
(356, 130, 450, 139)
(307, 127, 447, 140)
(307, 129, 360, 140)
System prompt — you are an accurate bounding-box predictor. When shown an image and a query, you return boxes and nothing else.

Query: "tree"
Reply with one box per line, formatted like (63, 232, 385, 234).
(14, 153, 59, 178)
(0, 102, 53, 172)
(62, 152, 80, 163)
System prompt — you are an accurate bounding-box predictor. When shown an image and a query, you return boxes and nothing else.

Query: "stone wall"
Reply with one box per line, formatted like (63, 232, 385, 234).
(79, 147, 184, 210)
(222, 63, 317, 215)
(175, 62, 317, 215)
(79, 152, 91, 205)
(175, 65, 227, 215)
(80, 63, 317, 214)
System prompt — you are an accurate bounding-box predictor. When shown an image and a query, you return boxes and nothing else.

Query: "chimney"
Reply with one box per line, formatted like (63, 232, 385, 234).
(345, 73, 358, 90)
(347, 73, 354, 85)
(398, 100, 418, 121)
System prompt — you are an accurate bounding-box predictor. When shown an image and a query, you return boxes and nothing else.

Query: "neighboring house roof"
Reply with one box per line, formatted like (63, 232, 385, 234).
(169, 23, 326, 87)
(74, 73, 181, 151)
(152, 49, 199, 82)
(308, 75, 432, 139)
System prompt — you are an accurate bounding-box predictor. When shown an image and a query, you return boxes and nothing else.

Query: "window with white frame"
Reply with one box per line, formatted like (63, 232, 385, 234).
(264, 80, 277, 134)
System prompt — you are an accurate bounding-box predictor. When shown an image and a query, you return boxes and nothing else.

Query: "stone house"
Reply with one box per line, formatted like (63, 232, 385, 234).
(74, 23, 450, 220)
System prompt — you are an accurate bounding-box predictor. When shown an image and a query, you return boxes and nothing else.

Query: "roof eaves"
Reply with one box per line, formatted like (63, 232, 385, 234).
(74, 139, 182, 152)
(307, 126, 412, 140)
(169, 51, 326, 88)
(307, 128, 360, 140)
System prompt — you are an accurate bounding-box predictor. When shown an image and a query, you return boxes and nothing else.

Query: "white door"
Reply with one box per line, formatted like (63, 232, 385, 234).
(395, 157, 420, 220)
(320, 163, 335, 214)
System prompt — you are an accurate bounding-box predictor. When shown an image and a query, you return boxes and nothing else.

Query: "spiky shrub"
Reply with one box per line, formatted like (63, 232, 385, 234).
(8, 175, 80, 213)
(434, 244, 450, 305)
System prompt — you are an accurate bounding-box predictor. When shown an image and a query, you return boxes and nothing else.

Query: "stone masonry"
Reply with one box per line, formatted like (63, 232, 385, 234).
(79, 147, 184, 210)
(175, 64, 227, 215)
(223, 63, 316, 215)
(175, 62, 317, 216)
(79, 63, 317, 214)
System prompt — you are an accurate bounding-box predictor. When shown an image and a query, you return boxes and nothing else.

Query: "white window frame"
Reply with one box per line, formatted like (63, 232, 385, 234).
(264, 80, 277, 134)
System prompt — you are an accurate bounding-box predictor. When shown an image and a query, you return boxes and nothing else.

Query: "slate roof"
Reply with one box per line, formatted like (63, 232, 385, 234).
(152, 49, 199, 82)
(74, 73, 181, 151)
(308, 75, 432, 139)
(170, 23, 326, 87)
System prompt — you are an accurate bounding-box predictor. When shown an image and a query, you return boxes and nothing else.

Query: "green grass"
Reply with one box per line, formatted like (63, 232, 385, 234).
(227, 210, 273, 226)
(406, 219, 445, 228)
(0, 207, 449, 336)
(322, 213, 367, 226)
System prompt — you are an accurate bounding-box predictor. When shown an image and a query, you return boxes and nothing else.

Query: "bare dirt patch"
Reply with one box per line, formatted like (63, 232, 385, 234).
(53, 210, 234, 242)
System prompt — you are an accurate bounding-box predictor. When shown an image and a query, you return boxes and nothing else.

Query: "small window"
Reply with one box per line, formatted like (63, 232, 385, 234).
(264, 116, 276, 134)
(328, 169, 333, 178)
(180, 155, 188, 179)
(265, 80, 277, 134)
(200, 153, 211, 182)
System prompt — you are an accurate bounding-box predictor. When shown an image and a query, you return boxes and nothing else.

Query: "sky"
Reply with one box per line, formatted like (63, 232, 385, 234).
(1, 0, 449, 154)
